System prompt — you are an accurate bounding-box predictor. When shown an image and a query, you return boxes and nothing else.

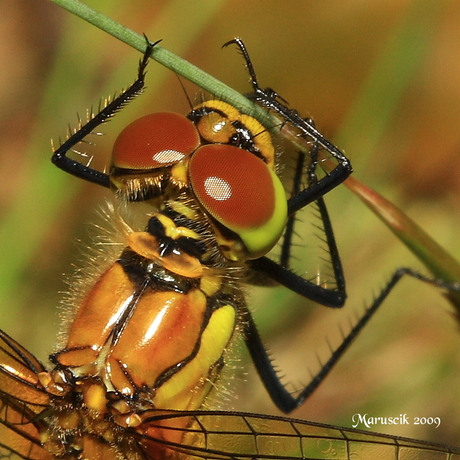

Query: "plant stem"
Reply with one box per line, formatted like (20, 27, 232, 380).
(49, 0, 274, 127)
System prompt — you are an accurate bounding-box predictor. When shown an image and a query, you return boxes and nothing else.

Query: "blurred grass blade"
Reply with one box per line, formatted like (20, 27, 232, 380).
(343, 173, 460, 313)
(335, 0, 447, 167)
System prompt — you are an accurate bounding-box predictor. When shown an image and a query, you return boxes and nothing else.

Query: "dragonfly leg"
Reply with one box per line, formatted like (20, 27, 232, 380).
(263, 144, 346, 307)
(51, 37, 159, 187)
(224, 38, 353, 214)
(243, 267, 460, 413)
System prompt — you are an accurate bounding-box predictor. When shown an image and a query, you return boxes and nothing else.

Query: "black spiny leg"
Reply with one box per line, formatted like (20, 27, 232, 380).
(272, 136, 346, 307)
(51, 38, 158, 187)
(279, 145, 308, 270)
(243, 268, 460, 413)
(224, 38, 353, 210)
(227, 38, 348, 307)
(249, 142, 346, 307)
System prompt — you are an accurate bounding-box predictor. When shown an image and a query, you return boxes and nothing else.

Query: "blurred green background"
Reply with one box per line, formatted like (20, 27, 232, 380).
(1, 0, 460, 448)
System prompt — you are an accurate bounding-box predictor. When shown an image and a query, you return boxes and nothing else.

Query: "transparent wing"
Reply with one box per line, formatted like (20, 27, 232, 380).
(277, 145, 340, 282)
(265, 145, 341, 292)
(0, 331, 52, 460)
(0, 400, 52, 460)
(139, 410, 460, 460)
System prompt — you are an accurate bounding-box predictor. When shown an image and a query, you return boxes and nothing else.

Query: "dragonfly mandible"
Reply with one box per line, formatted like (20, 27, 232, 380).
(1, 38, 459, 459)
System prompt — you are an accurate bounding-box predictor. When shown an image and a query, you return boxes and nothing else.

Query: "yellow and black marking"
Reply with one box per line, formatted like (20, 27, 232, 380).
(188, 99, 276, 168)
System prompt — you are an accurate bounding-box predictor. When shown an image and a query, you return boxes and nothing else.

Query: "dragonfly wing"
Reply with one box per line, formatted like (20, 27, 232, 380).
(0, 402, 52, 460)
(138, 410, 460, 460)
(0, 330, 52, 460)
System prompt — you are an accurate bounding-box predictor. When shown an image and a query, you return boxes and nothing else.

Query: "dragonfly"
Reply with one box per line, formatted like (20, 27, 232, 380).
(1, 38, 459, 459)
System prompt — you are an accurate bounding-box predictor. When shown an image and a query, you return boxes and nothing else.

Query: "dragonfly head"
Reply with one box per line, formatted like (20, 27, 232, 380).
(109, 102, 287, 262)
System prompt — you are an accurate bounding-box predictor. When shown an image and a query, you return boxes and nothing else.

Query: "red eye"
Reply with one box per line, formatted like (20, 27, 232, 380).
(112, 112, 200, 170)
(189, 144, 275, 229)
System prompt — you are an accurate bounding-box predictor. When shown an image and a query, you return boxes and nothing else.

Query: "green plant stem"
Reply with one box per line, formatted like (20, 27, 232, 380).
(49, 0, 273, 127)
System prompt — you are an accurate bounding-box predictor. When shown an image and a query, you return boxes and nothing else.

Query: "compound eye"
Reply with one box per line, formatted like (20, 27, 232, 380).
(190, 144, 272, 228)
(189, 144, 287, 260)
(112, 112, 200, 170)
